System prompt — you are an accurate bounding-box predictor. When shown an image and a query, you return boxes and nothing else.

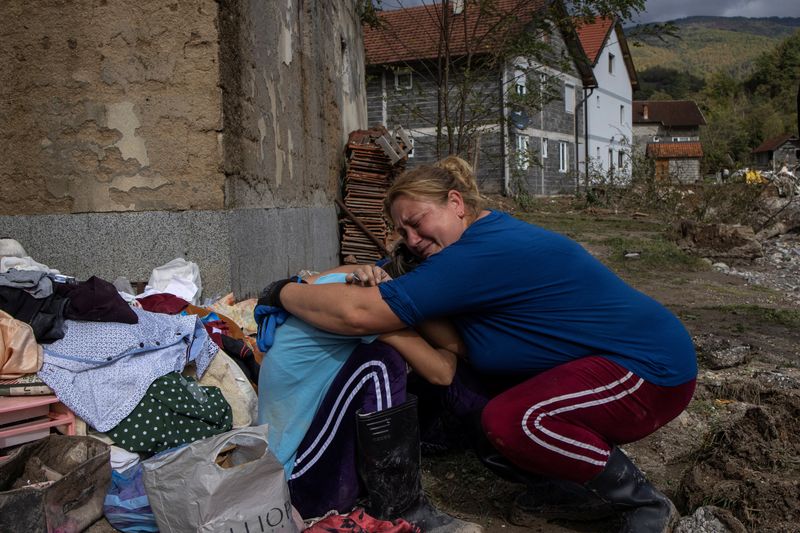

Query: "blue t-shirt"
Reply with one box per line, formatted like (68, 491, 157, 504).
(257, 274, 378, 478)
(379, 211, 696, 386)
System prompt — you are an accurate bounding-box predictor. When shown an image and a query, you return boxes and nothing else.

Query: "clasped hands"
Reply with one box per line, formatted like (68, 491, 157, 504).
(259, 266, 391, 308)
(345, 265, 391, 286)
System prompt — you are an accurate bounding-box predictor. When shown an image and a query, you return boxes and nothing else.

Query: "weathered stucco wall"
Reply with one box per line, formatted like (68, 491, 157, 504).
(219, 0, 367, 295)
(220, 0, 365, 209)
(0, 0, 367, 298)
(1, 0, 224, 214)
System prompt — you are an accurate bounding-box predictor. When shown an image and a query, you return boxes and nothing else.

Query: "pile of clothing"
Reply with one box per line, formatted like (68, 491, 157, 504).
(0, 239, 261, 456)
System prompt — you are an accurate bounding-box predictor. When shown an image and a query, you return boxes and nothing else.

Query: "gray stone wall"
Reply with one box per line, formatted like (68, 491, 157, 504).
(365, 23, 586, 197)
(379, 61, 502, 132)
(773, 142, 800, 169)
(632, 124, 660, 154)
(366, 61, 506, 192)
(0, 0, 367, 298)
(366, 67, 385, 127)
(669, 159, 701, 183)
(511, 136, 578, 195)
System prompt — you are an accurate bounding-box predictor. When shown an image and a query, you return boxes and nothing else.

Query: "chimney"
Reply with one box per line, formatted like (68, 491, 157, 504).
(643, 104, 649, 120)
(453, 0, 465, 15)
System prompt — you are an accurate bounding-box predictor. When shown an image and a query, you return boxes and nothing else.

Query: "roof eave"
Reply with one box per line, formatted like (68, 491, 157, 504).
(614, 22, 639, 90)
(552, 2, 598, 88)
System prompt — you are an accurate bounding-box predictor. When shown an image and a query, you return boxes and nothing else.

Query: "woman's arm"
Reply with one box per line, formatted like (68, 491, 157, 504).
(378, 329, 457, 386)
(280, 283, 405, 335)
(416, 319, 466, 357)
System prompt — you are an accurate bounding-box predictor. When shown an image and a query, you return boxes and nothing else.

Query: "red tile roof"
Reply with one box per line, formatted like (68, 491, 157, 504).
(633, 100, 706, 127)
(363, 0, 547, 65)
(752, 133, 799, 153)
(575, 17, 614, 64)
(646, 141, 703, 159)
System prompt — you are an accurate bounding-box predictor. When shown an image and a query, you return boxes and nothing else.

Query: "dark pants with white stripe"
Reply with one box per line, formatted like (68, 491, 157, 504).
(288, 341, 407, 519)
(481, 356, 695, 484)
(413, 356, 694, 484)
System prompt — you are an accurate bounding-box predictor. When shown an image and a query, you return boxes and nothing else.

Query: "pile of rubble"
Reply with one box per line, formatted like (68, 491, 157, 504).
(713, 233, 800, 303)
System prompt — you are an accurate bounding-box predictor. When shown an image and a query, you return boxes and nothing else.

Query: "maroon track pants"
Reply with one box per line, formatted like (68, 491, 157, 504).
(482, 356, 695, 484)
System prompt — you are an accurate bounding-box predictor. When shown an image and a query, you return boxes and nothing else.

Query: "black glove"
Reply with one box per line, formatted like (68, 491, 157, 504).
(257, 276, 306, 308)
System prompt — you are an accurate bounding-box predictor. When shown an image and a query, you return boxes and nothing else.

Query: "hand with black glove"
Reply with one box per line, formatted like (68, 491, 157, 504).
(257, 275, 306, 308)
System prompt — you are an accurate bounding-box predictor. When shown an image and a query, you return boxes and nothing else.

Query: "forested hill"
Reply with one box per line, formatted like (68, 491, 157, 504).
(626, 16, 800, 81)
(624, 16, 800, 174)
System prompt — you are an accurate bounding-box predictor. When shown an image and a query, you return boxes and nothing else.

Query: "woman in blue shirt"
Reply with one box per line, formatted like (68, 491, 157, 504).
(265, 157, 696, 533)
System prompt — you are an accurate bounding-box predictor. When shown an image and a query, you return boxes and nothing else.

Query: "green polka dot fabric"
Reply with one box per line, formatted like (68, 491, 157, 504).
(107, 372, 233, 453)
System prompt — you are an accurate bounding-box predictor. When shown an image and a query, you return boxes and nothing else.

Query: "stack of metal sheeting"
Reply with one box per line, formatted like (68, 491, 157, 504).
(340, 128, 407, 264)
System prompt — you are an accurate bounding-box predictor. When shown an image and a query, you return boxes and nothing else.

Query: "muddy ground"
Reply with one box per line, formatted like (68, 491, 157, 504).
(422, 197, 800, 533)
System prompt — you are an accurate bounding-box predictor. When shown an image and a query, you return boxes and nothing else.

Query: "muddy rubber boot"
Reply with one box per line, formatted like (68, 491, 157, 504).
(357, 396, 483, 533)
(585, 447, 679, 533)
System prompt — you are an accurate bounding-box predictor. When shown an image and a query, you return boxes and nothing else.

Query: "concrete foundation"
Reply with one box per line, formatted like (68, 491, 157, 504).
(0, 206, 339, 300)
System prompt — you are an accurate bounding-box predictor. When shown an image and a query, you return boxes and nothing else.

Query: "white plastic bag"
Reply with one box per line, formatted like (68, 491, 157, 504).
(142, 425, 299, 533)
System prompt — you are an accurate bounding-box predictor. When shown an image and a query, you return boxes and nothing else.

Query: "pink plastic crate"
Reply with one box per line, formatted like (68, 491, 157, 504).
(0, 396, 76, 450)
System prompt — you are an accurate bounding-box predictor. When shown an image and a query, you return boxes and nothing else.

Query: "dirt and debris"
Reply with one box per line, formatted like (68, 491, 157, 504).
(420, 195, 800, 533)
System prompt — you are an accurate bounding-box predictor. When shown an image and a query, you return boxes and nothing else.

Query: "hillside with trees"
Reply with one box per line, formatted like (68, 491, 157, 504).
(627, 17, 800, 174)
(630, 16, 800, 81)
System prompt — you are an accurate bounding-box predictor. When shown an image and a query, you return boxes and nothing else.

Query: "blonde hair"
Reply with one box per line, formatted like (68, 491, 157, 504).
(384, 156, 483, 219)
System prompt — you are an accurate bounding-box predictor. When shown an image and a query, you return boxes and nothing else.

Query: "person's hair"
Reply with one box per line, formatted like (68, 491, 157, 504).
(384, 156, 483, 220)
(382, 241, 422, 278)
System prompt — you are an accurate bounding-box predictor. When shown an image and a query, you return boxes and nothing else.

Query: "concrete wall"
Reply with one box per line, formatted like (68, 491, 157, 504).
(0, 0, 367, 299)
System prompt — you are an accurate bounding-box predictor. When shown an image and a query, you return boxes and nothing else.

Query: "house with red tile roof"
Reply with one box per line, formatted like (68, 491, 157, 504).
(575, 16, 638, 184)
(633, 100, 707, 182)
(646, 141, 704, 182)
(363, 0, 597, 195)
(752, 133, 800, 171)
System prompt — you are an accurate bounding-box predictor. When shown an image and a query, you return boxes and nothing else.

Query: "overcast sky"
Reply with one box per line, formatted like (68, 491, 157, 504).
(636, 0, 800, 23)
(380, 1, 800, 23)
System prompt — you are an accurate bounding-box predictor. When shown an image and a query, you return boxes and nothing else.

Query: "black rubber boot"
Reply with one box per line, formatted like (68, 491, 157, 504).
(585, 447, 679, 533)
(356, 396, 483, 533)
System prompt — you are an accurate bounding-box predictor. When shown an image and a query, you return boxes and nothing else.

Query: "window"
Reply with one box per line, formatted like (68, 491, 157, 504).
(514, 69, 527, 95)
(608, 53, 615, 75)
(564, 84, 574, 114)
(541, 138, 548, 159)
(516, 135, 530, 170)
(596, 95, 600, 109)
(559, 142, 568, 172)
(394, 68, 412, 90)
(608, 148, 614, 171)
(618, 150, 624, 169)
(619, 105, 625, 124)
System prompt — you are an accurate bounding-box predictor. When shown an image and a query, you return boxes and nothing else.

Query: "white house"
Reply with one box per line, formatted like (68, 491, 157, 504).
(576, 17, 638, 183)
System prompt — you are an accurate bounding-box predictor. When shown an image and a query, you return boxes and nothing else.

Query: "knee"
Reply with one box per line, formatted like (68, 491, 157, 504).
(481, 400, 516, 449)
